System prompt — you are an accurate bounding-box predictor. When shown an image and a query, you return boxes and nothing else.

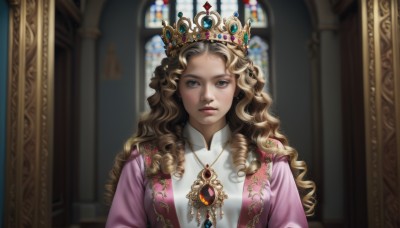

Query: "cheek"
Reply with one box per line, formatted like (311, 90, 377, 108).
(221, 87, 236, 102)
(180, 90, 198, 106)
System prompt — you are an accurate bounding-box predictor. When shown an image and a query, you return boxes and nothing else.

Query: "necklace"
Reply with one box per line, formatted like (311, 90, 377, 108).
(186, 142, 229, 228)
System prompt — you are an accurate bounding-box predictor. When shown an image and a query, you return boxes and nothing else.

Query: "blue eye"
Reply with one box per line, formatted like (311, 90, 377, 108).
(186, 80, 200, 88)
(216, 80, 230, 87)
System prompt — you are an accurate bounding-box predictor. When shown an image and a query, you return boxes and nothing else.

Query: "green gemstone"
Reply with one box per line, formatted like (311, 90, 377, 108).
(166, 30, 172, 40)
(179, 24, 187, 34)
(230, 23, 238, 34)
(178, 12, 183, 18)
(244, 33, 248, 43)
(202, 16, 213, 30)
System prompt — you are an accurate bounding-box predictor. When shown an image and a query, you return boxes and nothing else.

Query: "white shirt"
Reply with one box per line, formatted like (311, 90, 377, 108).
(171, 124, 245, 227)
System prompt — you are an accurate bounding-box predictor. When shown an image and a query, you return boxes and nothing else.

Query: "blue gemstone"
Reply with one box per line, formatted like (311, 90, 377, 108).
(166, 30, 171, 40)
(234, 11, 239, 17)
(179, 24, 187, 33)
(204, 219, 213, 228)
(230, 24, 238, 34)
(218, 34, 222, 39)
(202, 16, 213, 29)
(244, 33, 249, 43)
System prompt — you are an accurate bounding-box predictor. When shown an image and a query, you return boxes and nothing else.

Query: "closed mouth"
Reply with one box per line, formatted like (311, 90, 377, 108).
(199, 107, 217, 111)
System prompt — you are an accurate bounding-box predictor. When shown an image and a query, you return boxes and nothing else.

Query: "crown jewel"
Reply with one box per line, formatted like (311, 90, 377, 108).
(161, 1, 252, 57)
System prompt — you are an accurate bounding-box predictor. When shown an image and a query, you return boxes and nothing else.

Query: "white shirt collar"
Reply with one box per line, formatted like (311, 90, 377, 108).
(183, 123, 231, 149)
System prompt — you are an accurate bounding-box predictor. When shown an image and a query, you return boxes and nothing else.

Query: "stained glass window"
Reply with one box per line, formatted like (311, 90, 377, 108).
(244, 0, 267, 28)
(248, 36, 269, 90)
(177, 0, 194, 19)
(145, 35, 167, 100)
(145, 0, 169, 28)
(219, 0, 238, 18)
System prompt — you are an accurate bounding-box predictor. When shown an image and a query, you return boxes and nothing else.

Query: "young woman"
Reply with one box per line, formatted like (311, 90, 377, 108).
(106, 3, 315, 227)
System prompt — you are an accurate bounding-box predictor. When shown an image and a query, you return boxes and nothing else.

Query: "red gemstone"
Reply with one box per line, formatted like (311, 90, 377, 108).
(203, 2, 212, 11)
(203, 169, 211, 178)
(199, 184, 215, 206)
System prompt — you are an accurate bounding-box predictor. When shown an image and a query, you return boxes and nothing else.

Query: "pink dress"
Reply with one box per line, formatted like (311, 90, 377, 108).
(106, 125, 307, 228)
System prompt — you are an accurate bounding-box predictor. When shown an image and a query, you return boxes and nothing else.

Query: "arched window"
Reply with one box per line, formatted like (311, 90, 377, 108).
(145, 0, 170, 28)
(145, 35, 166, 99)
(142, 0, 271, 101)
(248, 36, 269, 90)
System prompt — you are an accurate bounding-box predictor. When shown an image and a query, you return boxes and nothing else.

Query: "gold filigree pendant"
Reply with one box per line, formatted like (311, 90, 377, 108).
(186, 164, 228, 227)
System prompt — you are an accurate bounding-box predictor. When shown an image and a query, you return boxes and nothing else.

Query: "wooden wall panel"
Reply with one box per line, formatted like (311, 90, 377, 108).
(361, 0, 400, 227)
(5, 0, 55, 227)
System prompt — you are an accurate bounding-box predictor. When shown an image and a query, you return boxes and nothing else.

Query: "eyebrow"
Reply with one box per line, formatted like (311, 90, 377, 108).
(181, 73, 232, 79)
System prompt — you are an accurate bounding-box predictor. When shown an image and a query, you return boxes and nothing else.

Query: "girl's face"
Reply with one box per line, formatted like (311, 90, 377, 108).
(178, 52, 236, 131)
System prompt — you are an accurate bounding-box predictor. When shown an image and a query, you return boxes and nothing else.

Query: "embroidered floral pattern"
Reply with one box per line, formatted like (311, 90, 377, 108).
(151, 176, 174, 227)
(245, 155, 272, 228)
(142, 144, 178, 228)
(238, 139, 276, 228)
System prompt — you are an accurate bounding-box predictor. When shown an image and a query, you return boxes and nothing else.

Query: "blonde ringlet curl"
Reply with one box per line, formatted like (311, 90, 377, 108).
(105, 41, 316, 216)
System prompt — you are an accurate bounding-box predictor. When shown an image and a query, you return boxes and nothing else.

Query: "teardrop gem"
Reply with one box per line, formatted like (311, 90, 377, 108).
(179, 24, 187, 34)
(202, 16, 213, 30)
(166, 30, 172, 40)
(244, 33, 249, 44)
(204, 218, 213, 228)
(230, 23, 238, 34)
(199, 184, 216, 206)
(203, 169, 211, 179)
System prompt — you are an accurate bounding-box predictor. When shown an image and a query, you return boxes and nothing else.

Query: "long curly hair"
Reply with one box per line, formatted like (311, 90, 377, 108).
(105, 41, 316, 216)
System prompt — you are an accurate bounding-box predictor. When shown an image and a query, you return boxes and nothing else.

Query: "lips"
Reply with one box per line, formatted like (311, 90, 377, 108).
(199, 107, 217, 111)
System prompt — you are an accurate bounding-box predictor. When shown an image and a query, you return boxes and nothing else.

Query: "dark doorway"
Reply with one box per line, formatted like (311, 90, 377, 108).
(52, 1, 81, 226)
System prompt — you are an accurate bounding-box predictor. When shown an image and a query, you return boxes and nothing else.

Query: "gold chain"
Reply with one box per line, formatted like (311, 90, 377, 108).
(189, 141, 229, 168)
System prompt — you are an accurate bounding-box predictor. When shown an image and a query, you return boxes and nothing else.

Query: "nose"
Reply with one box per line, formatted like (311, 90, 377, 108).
(201, 84, 214, 103)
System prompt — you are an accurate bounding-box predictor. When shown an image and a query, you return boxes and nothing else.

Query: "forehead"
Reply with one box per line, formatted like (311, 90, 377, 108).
(184, 53, 227, 75)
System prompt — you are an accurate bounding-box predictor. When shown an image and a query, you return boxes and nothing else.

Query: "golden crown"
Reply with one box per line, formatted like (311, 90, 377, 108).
(161, 1, 252, 57)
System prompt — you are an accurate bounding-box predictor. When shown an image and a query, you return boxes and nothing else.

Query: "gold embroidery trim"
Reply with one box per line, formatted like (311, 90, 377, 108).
(151, 177, 173, 228)
(143, 145, 174, 228)
(246, 154, 272, 228)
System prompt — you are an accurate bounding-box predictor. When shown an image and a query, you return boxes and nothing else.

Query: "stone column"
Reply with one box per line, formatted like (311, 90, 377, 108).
(319, 26, 344, 222)
(75, 27, 101, 220)
(308, 0, 344, 222)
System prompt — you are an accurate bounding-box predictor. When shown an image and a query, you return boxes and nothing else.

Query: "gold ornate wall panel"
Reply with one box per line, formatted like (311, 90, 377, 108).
(362, 0, 400, 227)
(5, 0, 54, 227)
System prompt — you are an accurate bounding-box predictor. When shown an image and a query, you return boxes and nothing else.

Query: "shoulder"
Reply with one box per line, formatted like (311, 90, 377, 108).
(266, 138, 284, 150)
(123, 149, 145, 172)
(122, 143, 158, 171)
(255, 138, 290, 178)
(255, 138, 286, 161)
(137, 143, 159, 168)
(266, 138, 290, 167)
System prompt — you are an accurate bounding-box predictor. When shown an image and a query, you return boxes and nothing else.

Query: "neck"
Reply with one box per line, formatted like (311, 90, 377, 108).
(189, 121, 226, 150)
